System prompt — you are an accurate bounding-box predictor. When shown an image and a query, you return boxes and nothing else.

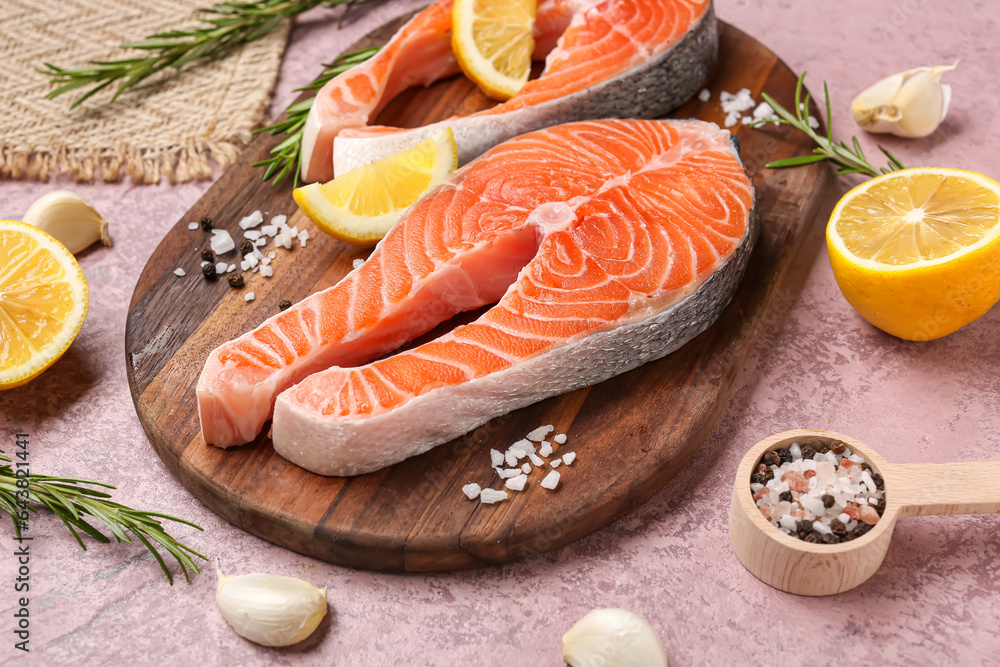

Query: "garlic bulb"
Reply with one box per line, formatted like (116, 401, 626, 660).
(562, 608, 668, 667)
(851, 64, 956, 138)
(22, 190, 112, 255)
(215, 562, 328, 647)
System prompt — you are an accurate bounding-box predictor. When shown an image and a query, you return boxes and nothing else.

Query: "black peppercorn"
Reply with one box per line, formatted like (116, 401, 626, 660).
(227, 273, 244, 289)
(796, 520, 813, 537)
(200, 248, 214, 262)
(200, 216, 213, 231)
(761, 451, 779, 467)
(279, 299, 292, 311)
(817, 442, 831, 454)
(822, 532, 840, 544)
(751, 472, 767, 485)
(239, 240, 255, 256)
(803, 531, 821, 543)
(202, 263, 218, 280)
(875, 498, 886, 514)
(775, 448, 792, 464)
(872, 473, 884, 490)
(830, 519, 847, 536)
(821, 494, 835, 508)
(830, 440, 847, 455)
(762, 468, 774, 483)
(800, 444, 816, 460)
(778, 491, 793, 503)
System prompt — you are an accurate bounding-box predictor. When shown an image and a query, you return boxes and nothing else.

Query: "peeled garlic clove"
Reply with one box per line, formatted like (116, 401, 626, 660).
(851, 64, 956, 138)
(562, 608, 668, 667)
(22, 190, 112, 255)
(215, 562, 328, 647)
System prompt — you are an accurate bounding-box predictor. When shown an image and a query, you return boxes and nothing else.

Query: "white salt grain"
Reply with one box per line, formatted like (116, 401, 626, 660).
(227, 264, 236, 273)
(790, 443, 802, 460)
(837, 512, 850, 523)
(201, 261, 210, 267)
(215, 262, 227, 274)
(479, 489, 508, 504)
(553, 434, 567, 444)
(538, 441, 553, 457)
(504, 450, 518, 468)
(549, 459, 562, 468)
(353, 259, 365, 270)
(245, 254, 259, 268)
(244, 292, 255, 302)
(562, 452, 576, 466)
(462, 483, 481, 500)
(268, 251, 276, 259)
(244, 230, 262, 241)
(779, 515, 797, 531)
(260, 265, 274, 278)
(698, 88, 711, 102)
(210, 229, 235, 255)
(506, 474, 528, 491)
(261, 257, 271, 267)
(188, 222, 199, 230)
(498, 468, 521, 479)
(808, 116, 820, 129)
(526, 425, 554, 441)
(174, 267, 186, 276)
(239, 211, 263, 229)
(271, 214, 287, 227)
(521, 463, 531, 474)
(528, 453, 544, 467)
(489, 449, 504, 467)
(255, 238, 267, 247)
(540, 471, 560, 490)
(261, 224, 278, 237)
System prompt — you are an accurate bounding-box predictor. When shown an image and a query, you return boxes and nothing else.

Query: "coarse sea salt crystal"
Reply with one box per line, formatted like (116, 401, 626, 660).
(779, 515, 797, 531)
(174, 267, 186, 276)
(497, 468, 521, 479)
(861, 470, 877, 493)
(479, 489, 507, 504)
(227, 264, 236, 273)
(215, 262, 227, 274)
(489, 449, 504, 467)
(741, 116, 753, 125)
(528, 453, 544, 467)
(837, 512, 850, 523)
(800, 495, 826, 517)
(506, 474, 528, 491)
(201, 261, 210, 267)
(268, 251, 276, 259)
(790, 443, 802, 460)
(562, 452, 576, 466)
(813, 521, 833, 536)
(808, 116, 820, 129)
(525, 425, 554, 441)
(553, 434, 567, 444)
(239, 210, 263, 229)
(698, 88, 711, 102)
(538, 441, 553, 457)
(540, 471, 560, 490)
(244, 292, 255, 302)
(260, 266, 274, 278)
(245, 254, 259, 268)
(504, 450, 518, 467)
(352, 259, 365, 270)
(549, 459, 562, 468)
(188, 222, 199, 230)
(298, 230, 310, 242)
(210, 229, 235, 255)
(255, 238, 267, 247)
(521, 463, 531, 474)
(462, 483, 481, 500)
(244, 230, 262, 241)
(271, 214, 287, 227)
(261, 225, 278, 237)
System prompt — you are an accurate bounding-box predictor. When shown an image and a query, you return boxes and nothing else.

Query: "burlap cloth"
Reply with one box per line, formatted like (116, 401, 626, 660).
(0, 0, 291, 184)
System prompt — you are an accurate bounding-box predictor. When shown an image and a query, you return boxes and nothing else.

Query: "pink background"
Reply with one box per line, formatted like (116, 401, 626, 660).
(2, 0, 999, 664)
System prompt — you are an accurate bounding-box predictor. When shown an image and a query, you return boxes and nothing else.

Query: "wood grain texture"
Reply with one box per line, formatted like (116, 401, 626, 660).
(728, 429, 1000, 596)
(126, 19, 832, 572)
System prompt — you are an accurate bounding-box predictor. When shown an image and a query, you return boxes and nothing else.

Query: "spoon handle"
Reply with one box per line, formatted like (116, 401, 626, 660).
(887, 462, 1000, 517)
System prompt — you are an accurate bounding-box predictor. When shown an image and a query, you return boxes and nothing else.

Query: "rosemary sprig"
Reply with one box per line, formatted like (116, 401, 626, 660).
(753, 72, 906, 177)
(253, 46, 380, 187)
(0, 453, 207, 584)
(41, 0, 375, 109)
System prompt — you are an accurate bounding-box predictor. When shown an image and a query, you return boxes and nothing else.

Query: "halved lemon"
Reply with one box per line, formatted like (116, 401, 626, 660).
(0, 220, 89, 389)
(294, 129, 458, 246)
(827, 167, 1000, 341)
(452, 0, 536, 101)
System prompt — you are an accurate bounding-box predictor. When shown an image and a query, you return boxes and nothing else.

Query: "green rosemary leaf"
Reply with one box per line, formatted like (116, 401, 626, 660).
(765, 154, 829, 168)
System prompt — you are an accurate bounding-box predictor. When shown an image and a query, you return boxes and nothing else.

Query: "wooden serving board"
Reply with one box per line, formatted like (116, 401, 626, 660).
(126, 18, 831, 571)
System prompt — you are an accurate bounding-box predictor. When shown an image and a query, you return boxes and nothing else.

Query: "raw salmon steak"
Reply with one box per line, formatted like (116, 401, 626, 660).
(300, 0, 577, 183)
(197, 119, 757, 476)
(332, 0, 717, 176)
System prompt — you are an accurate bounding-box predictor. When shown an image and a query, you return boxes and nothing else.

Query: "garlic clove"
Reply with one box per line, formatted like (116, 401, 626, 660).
(215, 561, 328, 647)
(851, 64, 956, 138)
(22, 190, 112, 255)
(562, 608, 668, 667)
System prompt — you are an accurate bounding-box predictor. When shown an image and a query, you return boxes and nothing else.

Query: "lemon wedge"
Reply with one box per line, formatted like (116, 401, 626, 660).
(827, 167, 1000, 340)
(294, 129, 458, 246)
(452, 0, 536, 101)
(0, 220, 89, 389)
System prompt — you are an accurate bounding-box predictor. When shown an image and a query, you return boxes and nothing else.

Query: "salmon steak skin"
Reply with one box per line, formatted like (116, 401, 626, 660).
(196, 119, 757, 476)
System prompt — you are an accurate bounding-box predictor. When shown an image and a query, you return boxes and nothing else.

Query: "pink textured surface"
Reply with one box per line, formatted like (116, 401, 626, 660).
(1, 0, 999, 664)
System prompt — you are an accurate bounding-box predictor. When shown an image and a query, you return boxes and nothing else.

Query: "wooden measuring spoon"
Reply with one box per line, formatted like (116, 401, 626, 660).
(729, 428, 1000, 596)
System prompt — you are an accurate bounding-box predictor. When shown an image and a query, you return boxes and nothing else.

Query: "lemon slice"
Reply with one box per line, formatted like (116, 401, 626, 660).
(452, 0, 536, 101)
(827, 167, 1000, 340)
(0, 220, 89, 389)
(294, 129, 458, 246)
